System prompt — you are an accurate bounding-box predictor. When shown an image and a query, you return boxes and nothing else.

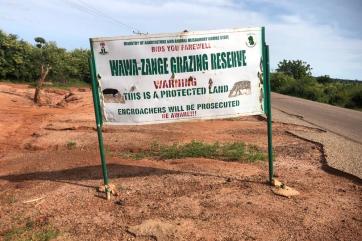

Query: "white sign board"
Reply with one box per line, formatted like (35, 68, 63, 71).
(90, 27, 264, 125)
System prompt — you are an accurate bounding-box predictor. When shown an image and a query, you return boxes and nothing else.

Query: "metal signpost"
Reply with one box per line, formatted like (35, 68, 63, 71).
(89, 27, 273, 199)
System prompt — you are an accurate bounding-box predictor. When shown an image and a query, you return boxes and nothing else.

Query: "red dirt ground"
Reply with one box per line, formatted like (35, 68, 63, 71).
(0, 83, 361, 241)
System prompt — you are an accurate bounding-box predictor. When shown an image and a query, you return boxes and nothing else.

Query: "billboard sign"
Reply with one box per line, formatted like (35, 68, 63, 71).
(90, 27, 265, 125)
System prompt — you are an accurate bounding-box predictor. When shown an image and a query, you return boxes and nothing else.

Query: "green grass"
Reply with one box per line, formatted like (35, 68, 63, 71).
(66, 141, 77, 150)
(46, 80, 90, 89)
(3, 220, 59, 241)
(119, 140, 267, 162)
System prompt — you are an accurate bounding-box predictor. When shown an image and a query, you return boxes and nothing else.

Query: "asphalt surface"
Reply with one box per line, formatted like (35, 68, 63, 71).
(271, 92, 362, 144)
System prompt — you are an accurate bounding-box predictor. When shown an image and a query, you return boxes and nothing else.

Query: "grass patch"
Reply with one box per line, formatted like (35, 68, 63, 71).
(119, 140, 267, 162)
(66, 141, 77, 150)
(4, 195, 17, 204)
(46, 80, 90, 89)
(3, 220, 59, 241)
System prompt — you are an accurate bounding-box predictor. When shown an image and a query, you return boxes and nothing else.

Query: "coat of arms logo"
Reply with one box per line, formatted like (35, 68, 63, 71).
(99, 42, 108, 55)
(246, 34, 256, 47)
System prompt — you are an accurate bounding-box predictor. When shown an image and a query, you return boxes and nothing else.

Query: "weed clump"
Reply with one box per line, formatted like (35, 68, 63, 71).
(66, 141, 76, 150)
(119, 140, 267, 162)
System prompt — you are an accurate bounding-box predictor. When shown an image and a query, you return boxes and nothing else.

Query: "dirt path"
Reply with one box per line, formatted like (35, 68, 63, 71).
(0, 83, 361, 241)
(0, 83, 93, 155)
(0, 84, 49, 155)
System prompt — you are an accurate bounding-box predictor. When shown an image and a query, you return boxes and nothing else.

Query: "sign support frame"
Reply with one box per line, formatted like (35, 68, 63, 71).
(89, 27, 274, 200)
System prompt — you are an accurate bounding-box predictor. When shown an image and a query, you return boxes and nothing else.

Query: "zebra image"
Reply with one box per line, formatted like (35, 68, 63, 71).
(228, 81, 251, 97)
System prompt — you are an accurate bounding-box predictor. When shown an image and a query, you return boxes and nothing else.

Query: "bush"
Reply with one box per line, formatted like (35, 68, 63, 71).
(271, 59, 362, 110)
(270, 72, 296, 92)
(346, 89, 362, 108)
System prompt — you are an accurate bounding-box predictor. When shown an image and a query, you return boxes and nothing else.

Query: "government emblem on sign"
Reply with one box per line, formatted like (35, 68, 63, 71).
(99, 42, 108, 55)
(246, 34, 256, 47)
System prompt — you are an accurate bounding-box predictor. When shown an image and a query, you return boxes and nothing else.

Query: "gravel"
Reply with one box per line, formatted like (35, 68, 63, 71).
(272, 107, 362, 180)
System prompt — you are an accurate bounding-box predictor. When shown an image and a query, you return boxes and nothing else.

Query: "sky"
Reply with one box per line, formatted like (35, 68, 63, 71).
(0, 0, 361, 80)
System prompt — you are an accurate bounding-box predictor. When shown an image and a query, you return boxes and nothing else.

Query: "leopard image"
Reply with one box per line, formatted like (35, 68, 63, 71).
(228, 80, 251, 97)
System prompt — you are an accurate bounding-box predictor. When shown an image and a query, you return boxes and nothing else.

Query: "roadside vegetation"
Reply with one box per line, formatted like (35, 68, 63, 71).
(0, 29, 90, 103)
(271, 60, 362, 110)
(0, 30, 90, 84)
(119, 140, 267, 162)
(66, 141, 77, 150)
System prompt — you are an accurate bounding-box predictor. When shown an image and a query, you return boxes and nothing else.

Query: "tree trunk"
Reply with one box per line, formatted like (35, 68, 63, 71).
(34, 64, 50, 104)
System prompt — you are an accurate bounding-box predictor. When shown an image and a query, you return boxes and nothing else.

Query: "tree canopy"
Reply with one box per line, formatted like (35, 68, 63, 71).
(0, 30, 90, 83)
(272, 59, 362, 109)
(276, 59, 312, 80)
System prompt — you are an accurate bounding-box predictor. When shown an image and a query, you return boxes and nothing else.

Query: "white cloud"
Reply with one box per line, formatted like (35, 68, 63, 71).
(268, 15, 362, 78)
(0, 0, 361, 79)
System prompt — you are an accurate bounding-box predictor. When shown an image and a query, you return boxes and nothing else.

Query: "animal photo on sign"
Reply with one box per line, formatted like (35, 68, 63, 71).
(229, 80, 251, 97)
(102, 88, 125, 103)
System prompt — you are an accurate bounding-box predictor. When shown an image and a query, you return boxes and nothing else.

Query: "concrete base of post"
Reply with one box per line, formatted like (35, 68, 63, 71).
(98, 183, 118, 200)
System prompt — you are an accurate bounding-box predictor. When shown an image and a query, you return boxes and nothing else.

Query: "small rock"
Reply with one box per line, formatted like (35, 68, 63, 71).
(272, 179, 283, 188)
(64, 92, 74, 99)
(114, 200, 124, 206)
(31, 132, 41, 138)
(271, 186, 300, 198)
(56, 100, 67, 107)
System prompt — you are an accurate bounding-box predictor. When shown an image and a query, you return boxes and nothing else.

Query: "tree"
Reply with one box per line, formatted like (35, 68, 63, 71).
(1, 29, 90, 85)
(71, 49, 91, 83)
(33, 37, 50, 103)
(316, 75, 332, 84)
(0, 31, 35, 81)
(33, 38, 64, 104)
(276, 59, 312, 80)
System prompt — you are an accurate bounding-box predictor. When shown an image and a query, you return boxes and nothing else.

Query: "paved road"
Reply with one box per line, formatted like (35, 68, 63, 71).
(271, 92, 362, 144)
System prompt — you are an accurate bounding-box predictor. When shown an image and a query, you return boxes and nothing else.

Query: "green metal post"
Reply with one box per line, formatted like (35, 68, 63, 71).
(88, 42, 110, 189)
(261, 27, 273, 184)
(261, 27, 267, 113)
(265, 45, 273, 183)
